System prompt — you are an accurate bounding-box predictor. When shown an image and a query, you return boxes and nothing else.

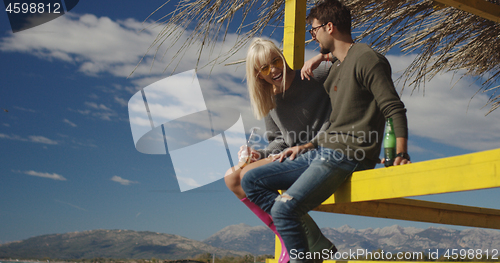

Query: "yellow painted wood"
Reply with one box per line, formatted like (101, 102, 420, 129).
(271, 148, 500, 261)
(433, 1, 447, 10)
(322, 148, 500, 204)
(274, 235, 283, 262)
(270, 259, 489, 263)
(322, 261, 488, 263)
(434, 0, 500, 23)
(283, 0, 306, 70)
(314, 198, 500, 229)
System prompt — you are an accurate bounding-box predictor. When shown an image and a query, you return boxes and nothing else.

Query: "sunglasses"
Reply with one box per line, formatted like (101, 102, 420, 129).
(259, 57, 284, 76)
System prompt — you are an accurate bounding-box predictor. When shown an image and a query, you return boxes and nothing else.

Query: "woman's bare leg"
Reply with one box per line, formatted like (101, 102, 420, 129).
(224, 165, 246, 199)
(224, 157, 274, 199)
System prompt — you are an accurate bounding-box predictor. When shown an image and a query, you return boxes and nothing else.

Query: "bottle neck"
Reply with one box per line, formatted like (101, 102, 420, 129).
(386, 118, 394, 132)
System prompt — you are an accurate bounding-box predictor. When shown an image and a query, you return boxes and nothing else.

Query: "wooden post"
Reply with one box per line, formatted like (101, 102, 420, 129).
(433, 0, 500, 23)
(283, 0, 307, 70)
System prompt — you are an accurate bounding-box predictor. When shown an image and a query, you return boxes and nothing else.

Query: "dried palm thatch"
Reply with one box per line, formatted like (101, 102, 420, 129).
(144, 0, 500, 114)
(348, 0, 500, 115)
(140, 0, 287, 73)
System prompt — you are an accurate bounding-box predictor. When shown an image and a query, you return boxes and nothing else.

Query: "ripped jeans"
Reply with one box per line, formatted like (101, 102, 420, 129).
(241, 147, 366, 262)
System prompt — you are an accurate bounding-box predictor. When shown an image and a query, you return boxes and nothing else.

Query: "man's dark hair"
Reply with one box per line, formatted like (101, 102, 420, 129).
(306, 0, 352, 35)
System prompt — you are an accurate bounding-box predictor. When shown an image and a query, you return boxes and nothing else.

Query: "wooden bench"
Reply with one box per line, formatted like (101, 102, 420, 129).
(267, 148, 500, 263)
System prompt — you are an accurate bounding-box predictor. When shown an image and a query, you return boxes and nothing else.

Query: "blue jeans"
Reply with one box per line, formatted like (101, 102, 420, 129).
(241, 147, 367, 263)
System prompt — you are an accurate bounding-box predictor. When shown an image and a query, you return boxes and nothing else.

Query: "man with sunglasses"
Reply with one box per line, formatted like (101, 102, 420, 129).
(241, 1, 410, 262)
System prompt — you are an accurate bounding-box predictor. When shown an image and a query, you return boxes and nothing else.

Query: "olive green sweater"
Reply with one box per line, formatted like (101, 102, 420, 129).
(311, 43, 408, 168)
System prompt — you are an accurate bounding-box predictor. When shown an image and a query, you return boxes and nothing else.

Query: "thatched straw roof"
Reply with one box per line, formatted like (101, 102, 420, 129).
(146, 0, 500, 114)
(349, 0, 500, 115)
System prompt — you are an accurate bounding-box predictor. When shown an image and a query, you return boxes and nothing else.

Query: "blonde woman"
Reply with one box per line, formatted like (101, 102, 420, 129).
(224, 38, 336, 263)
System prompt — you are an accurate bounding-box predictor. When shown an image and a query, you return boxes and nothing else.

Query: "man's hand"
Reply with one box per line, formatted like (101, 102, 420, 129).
(379, 137, 411, 166)
(394, 137, 410, 166)
(301, 53, 329, 80)
(272, 143, 315, 162)
(393, 156, 411, 165)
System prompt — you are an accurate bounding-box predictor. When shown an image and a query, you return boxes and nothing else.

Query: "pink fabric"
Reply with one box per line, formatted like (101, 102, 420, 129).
(241, 197, 289, 263)
(241, 197, 274, 226)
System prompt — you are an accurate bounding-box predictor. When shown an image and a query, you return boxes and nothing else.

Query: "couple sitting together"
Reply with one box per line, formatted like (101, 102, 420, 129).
(224, 0, 410, 262)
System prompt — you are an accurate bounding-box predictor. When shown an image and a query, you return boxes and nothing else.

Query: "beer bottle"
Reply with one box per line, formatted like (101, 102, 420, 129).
(383, 118, 396, 167)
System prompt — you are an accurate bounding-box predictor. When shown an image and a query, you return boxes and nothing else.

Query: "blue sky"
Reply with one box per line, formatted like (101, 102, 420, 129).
(1, 0, 500, 246)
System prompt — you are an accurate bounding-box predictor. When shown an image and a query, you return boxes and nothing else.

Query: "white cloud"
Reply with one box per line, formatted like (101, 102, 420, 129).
(387, 55, 500, 152)
(63, 119, 77, 127)
(13, 106, 36, 112)
(15, 170, 67, 181)
(0, 133, 26, 141)
(114, 96, 128, 107)
(28, 135, 59, 145)
(84, 102, 112, 111)
(0, 13, 248, 79)
(0, 133, 59, 145)
(0, 12, 253, 128)
(1, 14, 154, 69)
(111, 175, 138, 186)
(70, 102, 118, 121)
(54, 199, 87, 211)
(3, 12, 497, 154)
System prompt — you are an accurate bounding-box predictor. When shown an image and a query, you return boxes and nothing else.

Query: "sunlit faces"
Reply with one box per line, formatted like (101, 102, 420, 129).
(309, 23, 327, 39)
(259, 57, 284, 76)
(311, 19, 332, 55)
(257, 56, 285, 85)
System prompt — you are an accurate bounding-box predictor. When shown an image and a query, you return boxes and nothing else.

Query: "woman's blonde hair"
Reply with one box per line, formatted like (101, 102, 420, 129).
(246, 38, 287, 120)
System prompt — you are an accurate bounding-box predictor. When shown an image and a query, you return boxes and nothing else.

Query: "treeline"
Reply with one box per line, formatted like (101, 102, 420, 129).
(193, 253, 273, 263)
(0, 253, 274, 263)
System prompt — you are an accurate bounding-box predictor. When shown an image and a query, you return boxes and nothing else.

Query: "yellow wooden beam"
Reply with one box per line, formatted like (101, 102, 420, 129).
(314, 198, 500, 229)
(269, 149, 500, 262)
(322, 148, 500, 205)
(270, 261, 491, 263)
(320, 261, 486, 263)
(283, 0, 307, 70)
(433, 0, 500, 23)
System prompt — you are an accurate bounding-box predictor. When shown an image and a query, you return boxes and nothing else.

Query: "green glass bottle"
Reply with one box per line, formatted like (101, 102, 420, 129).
(383, 118, 396, 167)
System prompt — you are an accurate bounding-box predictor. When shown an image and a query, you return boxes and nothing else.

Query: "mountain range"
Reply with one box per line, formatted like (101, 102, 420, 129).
(204, 224, 500, 255)
(0, 229, 249, 260)
(1, 224, 500, 259)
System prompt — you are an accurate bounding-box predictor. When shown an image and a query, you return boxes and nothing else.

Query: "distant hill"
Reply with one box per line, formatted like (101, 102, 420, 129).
(203, 224, 275, 256)
(204, 224, 500, 255)
(0, 229, 249, 260)
(321, 225, 500, 253)
(2, 225, 500, 259)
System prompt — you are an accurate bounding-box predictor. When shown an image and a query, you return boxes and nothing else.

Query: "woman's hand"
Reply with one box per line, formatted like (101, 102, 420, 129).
(238, 145, 261, 163)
